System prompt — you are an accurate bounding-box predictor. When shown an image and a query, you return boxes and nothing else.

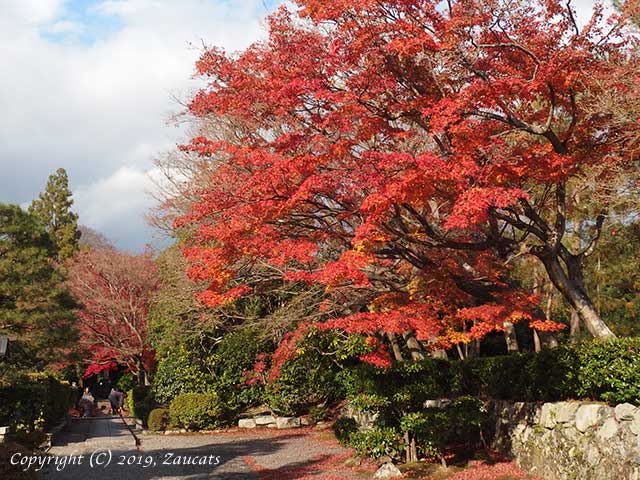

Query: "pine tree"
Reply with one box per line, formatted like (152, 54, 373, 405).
(29, 168, 80, 260)
(0, 204, 77, 369)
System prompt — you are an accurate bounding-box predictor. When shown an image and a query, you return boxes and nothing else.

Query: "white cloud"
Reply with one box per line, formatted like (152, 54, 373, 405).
(46, 19, 86, 35)
(0, 0, 279, 251)
(73, 165, 167, 251)
(0, 0, 610, 251)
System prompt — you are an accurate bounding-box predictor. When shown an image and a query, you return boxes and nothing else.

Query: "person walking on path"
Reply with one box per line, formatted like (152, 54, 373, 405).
(108, 387, 124, 415)
(78, 387, 96, 417)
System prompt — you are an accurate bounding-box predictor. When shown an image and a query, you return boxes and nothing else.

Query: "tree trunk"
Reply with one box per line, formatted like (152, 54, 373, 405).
(403, 331, 426, 361)
(503, 321, 519, 352)
(569, 309, 580, 342)
(410, 437, 418, 463)
(533, 329, 541, 353)
(539, 254, 615, 339)
(387, 333, 404, 362)
(136, 359, 147, 387)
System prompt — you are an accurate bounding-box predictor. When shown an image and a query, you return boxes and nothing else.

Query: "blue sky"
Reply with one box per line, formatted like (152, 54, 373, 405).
(0, 0, 599, 252)
(0, 0, 282, 252)
(41, 0, 124, 45)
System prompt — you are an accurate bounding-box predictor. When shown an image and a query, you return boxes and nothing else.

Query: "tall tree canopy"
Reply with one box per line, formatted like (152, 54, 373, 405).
(66, 247, 159, 384)
(29, 168, 80, 261)
(0, 204, 77, 369)
(176, 0, 639, 365)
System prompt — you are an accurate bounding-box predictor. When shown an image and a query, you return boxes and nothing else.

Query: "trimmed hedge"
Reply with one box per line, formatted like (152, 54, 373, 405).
(147, 408, 169, 432)
(338, 338, 640, 406)
(169, 393, 225, 430)
(0, 372, 74, 436)
(334, 339, 640, 464)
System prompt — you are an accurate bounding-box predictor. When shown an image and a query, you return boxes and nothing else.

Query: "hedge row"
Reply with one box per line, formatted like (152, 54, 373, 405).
(340, 337, 640, 409)
(0, 372, 74, 434)
(144, 394, 226, 431)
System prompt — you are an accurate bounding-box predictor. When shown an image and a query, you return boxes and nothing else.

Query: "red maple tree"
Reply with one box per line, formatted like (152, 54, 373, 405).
(67, 247, 159, 384)
(176, 0, 639, 364)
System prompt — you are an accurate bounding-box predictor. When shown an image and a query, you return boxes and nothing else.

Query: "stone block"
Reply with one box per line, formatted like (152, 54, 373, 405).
(576, 404, 605, 433)
(238, 418, 257, 428)
(596, 417, 619, 442)
(631, 411, 640, 435)
(255, 415, 276, 426)
(275, 417, 301, 429)
(615, 403, 638, 422)
(552, 402, 580, 424)
(373, 462, 402, 479)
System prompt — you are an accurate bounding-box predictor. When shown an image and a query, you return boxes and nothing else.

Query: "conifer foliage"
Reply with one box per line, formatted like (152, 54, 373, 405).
(29, 168, 80, 261)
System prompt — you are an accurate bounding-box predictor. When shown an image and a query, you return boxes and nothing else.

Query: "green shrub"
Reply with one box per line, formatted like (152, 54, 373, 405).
(399, 395, 483, 461)
(211, 327, 271, 414)
(339, 338, 640, 407)
(348, 427, 403, 460)
(264, 330, 349, 416)
(308, 406, 327, 423)
(332, 417, 358, 445)
(147, 408, 169, 432)
(572, 337, 640, 404)
(153, 345, 213, 404)
(127, 387, 156, 426)
(0, 372, 74, 438)
(169, 393, 225, 430)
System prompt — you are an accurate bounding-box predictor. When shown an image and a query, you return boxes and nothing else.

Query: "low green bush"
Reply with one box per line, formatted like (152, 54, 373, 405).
(147, 408, 169, 432)
(400, 395, 484, 461)
(127, 386, 156, 427)
(169, 393, 225, 430)
(308, 406, 327, 423)
(348, 427, 404, 460)
(332, 417, 358, 445)
(264, 330, 352, 416)
(0, 372, 74, 438)
(211, 327, 270, 414)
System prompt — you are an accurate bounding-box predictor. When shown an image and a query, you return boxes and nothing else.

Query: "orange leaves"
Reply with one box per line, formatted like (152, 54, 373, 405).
(529, 319, 566, 332)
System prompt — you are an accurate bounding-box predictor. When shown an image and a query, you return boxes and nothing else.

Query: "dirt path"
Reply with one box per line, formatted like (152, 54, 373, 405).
(39, 415, 372, 480)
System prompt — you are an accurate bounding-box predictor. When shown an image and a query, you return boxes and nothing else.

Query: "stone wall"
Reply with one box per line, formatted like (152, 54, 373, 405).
(488, 400, 640, 480)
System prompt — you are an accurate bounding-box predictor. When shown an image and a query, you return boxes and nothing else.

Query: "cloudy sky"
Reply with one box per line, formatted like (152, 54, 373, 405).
(0, 0, 599, 252)
(0, 0, 281, 252)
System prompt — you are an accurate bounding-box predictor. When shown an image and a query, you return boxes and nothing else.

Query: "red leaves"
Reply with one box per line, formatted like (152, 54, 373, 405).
(82, 362, 118, 379)
(66, 248, 159, 375)
(445, 187, 528, 231)
(172, 0, 632, 368)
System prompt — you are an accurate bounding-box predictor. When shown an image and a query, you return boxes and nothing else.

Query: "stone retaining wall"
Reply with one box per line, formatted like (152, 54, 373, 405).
(488, 400, 640, 480)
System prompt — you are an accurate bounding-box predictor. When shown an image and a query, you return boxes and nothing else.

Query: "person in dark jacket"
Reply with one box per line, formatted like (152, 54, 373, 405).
(108, 388, 124, 415)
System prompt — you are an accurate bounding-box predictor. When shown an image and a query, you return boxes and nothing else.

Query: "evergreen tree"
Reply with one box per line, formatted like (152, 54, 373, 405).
(0, 204, 77, 370)
(29, 168, 80, 260)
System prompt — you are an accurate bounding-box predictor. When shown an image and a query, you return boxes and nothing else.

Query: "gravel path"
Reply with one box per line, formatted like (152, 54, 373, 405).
(37, 415, 371, 480)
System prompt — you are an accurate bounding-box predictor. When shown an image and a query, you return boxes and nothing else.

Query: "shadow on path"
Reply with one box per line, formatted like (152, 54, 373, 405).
(41, 417, 355, 480)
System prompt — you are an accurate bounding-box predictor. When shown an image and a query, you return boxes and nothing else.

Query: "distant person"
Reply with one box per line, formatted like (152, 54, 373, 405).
(108, 387, 124, 415)
(78, 388, 95, 417)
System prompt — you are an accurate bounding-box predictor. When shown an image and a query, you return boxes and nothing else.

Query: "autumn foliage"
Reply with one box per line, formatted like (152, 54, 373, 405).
(177, 0, 639, 366)
(66, 247, 159, 382)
